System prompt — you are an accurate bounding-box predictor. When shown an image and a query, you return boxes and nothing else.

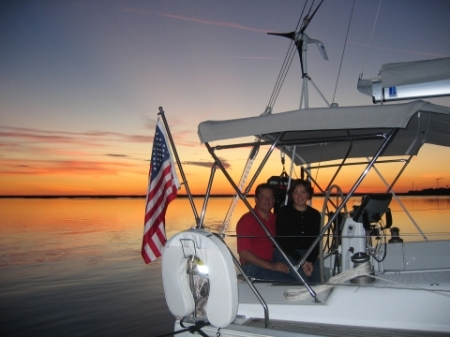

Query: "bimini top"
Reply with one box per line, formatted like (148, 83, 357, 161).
(198, 100, 450, 164)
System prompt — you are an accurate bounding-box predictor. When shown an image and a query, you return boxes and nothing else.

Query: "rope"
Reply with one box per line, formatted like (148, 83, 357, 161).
(360, 0, 382, 76)
(267, 42, 297, 109)
(284, 261, 373, 301)
(267, 1, 307, 109)
(284, 261, 450, 301)
(155, 320, 211, 337)
(367, 274, 450, 298)
(332, 0, 355, 105)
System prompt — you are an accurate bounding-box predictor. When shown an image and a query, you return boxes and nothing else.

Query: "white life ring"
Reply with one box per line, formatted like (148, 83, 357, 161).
(161, 228, 238, 328)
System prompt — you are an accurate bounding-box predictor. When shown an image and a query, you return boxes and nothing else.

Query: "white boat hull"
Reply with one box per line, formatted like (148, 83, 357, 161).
(170, 240, 450, 336)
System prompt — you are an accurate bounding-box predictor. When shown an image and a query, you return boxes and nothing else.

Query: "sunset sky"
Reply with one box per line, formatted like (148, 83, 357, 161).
(1, 0, 450, 196)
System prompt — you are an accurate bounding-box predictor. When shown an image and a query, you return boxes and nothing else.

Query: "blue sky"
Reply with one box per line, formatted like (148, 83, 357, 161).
(1, 0, 450, 195)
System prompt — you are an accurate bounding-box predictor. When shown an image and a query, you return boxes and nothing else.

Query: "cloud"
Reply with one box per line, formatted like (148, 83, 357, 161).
(182, 161, 213, 168)
(0, 124, 203, 180)
(122, 7, 268, 33)
(156, 12, 268, 33)
(105, 154, 129, 158)
(182, 158, 231, 169)
(0, 124, 202, 178)
(0, 125, 153, 145)
(0, 159, 140, 176)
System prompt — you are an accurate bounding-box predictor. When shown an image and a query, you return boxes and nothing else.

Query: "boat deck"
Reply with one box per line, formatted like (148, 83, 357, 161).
(238, 270, 450, 305)
(241, 318, 450, 337)
(233, 270, 450, 336)
(375, 270, 450, 289)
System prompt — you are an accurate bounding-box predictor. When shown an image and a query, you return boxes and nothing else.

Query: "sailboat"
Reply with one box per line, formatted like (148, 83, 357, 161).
(159, 1, 450, 336)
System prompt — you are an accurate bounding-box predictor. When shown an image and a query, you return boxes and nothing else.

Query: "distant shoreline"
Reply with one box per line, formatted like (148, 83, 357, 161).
(1, 188, 449, 199)
(405, 187, 450, 196)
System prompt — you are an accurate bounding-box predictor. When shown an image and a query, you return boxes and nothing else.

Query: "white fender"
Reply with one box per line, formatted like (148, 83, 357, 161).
(161, 228, 238, 328)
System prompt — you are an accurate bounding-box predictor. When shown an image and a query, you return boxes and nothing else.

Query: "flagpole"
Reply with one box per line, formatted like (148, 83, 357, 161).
(158, 107, 200, 225)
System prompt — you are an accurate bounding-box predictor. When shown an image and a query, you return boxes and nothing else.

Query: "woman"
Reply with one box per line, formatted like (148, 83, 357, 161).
(275, 179, 322, 283)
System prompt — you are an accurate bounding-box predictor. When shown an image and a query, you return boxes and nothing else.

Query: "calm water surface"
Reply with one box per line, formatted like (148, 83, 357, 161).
(1, 196, 449, 336)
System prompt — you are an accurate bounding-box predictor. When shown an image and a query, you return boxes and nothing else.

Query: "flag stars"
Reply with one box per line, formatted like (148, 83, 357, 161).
(150, 128, 171, 179)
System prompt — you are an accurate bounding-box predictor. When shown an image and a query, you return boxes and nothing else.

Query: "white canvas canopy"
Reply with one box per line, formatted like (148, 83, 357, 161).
(198, 100, 450, 164)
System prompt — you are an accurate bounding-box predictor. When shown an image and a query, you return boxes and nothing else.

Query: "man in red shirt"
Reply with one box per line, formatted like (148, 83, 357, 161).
(236, 183, 295, 282)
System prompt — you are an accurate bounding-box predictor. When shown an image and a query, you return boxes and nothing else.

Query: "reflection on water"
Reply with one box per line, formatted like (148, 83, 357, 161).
(1, 199, 145, 268)
(365, 196, 450, 241)
(1, 196, 449, 336)
(0, 198, 172, 337)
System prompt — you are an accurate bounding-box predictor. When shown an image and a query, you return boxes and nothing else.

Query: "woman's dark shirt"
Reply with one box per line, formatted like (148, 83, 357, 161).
(275, 204, 321, 263)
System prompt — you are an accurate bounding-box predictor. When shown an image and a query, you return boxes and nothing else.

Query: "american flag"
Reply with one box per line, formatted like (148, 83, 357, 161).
(142, 120, 180, 264)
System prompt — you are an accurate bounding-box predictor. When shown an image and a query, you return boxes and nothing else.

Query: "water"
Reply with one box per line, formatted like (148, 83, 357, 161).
(1, 196, 449, 337)
(0, 198, 173, 337)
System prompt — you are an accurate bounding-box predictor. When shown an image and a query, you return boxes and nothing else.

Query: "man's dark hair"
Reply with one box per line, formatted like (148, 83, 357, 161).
(255, 183, 275, 198)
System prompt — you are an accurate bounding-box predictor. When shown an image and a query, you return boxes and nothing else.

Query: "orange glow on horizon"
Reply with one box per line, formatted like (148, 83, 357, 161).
(1, 144, 449, 196)
(0, 168, 443, 196)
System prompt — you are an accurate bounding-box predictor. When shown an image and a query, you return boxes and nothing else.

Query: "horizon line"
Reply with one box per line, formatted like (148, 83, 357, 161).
(2, 189, 448, 199)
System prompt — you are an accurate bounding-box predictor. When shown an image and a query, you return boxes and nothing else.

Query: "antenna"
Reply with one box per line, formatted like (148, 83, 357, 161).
(436, 178, 443, 188)
(266, 0, 327, 109)
(268, 31, 329, 109)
